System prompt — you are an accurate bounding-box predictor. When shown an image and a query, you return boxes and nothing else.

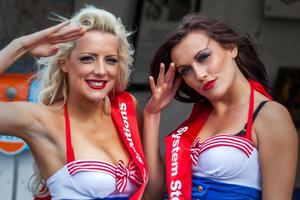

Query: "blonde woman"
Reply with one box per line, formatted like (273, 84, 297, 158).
(0, 6, 147, 200)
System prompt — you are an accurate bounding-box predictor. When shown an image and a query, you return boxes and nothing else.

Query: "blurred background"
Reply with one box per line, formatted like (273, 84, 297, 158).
(0, 0, 299, 199)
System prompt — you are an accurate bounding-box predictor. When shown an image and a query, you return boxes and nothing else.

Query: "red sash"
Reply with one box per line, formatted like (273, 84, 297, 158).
(165, 80, 271, 200)
(35, 92, 147, 200)
(111, 92, 148, 200)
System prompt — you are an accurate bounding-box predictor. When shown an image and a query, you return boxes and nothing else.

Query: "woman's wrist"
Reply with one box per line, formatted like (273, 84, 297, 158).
(143, 108, 161, 118)
(9, 36, 32, 57)
(16, 34, 36, 53)
(0, 37, 30, 73)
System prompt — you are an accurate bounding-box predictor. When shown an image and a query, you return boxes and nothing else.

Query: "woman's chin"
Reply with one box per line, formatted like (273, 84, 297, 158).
(85, 94, 106, 103)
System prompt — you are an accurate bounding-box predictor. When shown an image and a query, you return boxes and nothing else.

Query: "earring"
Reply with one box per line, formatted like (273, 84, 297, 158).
(103, 95, 111, 115)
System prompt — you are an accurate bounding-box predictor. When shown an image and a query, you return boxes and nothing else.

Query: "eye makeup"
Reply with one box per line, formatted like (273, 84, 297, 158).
(195, 50, 211, 63)
(79, 55, 96, 63)
(105, 56, 119, 65)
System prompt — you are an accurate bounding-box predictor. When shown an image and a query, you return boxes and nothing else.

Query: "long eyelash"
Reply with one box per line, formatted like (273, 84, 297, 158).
(79, 56, 95, 63)
(178, 67, 191, 76)
(106, 58, 119, 63)
(196, 53, 210, 62)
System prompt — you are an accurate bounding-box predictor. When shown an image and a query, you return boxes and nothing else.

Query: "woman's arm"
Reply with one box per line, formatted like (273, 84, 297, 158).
(143, 63, 181, 199)
(0, 102, 44, 139)
(0, 20, 85, 73)
(256, 101, 298, 200)
(0, 21, 85, 137)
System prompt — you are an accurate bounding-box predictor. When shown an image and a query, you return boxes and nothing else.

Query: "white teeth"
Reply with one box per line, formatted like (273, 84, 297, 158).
(87, 81, 104, 86)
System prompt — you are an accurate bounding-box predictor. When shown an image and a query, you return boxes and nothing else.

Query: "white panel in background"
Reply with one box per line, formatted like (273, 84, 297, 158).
(0, 154, 14, 200)
(15, 151, 34, 200)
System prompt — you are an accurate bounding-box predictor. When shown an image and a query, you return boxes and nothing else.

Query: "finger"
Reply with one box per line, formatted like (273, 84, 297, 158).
(157, 63, 165, 85)
(47, 45, 60, 56)
(50, 25, 85, 40)
(50, 28, 85, 42)
(47, 20, 71, 34)
(60, 28, 86, 38)
(60, 31, 85, 39)
(149, 76, 156, 93)
(51, 32, 85, 44)
(164, 62, 176, 83)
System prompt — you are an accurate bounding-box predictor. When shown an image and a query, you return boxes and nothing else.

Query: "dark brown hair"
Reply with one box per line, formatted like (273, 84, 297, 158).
(150, 13, 270, 103)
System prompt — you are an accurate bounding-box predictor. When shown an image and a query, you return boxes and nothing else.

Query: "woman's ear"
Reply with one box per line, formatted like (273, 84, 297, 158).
(58, 60, 68, 72)
(230, 44, 238, 59)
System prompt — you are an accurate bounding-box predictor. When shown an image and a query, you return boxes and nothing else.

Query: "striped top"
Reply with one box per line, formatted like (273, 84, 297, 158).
(191, 134, 254, 166)
(66, 159, 143, 193)
(45, 103, 143, 200)
(190, 101, 268, 190)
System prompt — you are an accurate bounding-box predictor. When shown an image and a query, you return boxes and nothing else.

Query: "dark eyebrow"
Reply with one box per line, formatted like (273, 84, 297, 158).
(193, 48, 209, 60)
(106, 54, 118, 57)
(177, 48, 208, 69)
(177, 38, 211, 69)
(80, 53, 118, 57)
(193, 38, 211, 60)
(80, 53, 97, 56)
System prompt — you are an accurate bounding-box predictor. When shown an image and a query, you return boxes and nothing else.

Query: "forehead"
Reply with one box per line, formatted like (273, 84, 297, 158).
(73, 30, 118, 54)
(171, 31, 210, 63)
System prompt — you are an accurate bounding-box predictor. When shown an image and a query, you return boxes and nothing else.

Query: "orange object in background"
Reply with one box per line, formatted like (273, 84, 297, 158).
(0, 139, 26, 153)
(0, 73, 33, 101)
(0, 73, 33, 155)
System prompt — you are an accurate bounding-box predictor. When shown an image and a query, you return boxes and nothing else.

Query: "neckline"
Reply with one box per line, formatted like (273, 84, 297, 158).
(193, 85, 255, 145)
(67, 159, 134, 168)
(63, 104, 133, 167)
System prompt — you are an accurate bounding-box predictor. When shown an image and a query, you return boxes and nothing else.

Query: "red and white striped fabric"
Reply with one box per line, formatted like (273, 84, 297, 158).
(67, 159, 143, 193)
(34, 92, 147, 200)
(190, 134, 254, 166)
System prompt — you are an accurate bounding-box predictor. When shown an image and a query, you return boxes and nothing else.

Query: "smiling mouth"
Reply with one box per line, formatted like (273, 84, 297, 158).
(86, 80, 107, 90)
(203, 79, 216, 91)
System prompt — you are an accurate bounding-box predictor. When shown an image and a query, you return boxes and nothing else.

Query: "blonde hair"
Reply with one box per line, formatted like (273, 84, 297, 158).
(37, 5, 134, 106)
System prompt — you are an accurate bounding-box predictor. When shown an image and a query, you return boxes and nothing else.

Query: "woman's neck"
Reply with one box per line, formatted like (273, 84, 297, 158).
(210, 72, 251, 117)
(66, 92, 106, 120)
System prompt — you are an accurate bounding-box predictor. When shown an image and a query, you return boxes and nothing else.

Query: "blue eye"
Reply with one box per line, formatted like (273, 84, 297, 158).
(196, 53, 210, 63)
(105, 57, 119, 65)
(79, 56, 95, 63)
(178, 67, 192, 76)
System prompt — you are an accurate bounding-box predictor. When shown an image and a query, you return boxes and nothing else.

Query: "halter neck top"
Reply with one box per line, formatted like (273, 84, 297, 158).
(190, 101, 268, 190)
(46, 104, 142, 200)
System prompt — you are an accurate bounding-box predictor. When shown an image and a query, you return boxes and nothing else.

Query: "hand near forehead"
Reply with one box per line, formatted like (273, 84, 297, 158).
(25, 20, 86, 57)
(145, 63, 182, 114)
(0, 20, 85, 74)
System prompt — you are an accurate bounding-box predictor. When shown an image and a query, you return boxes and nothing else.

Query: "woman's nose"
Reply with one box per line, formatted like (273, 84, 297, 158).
(94, 61, 106, 75)
(193, 65, 208, 81)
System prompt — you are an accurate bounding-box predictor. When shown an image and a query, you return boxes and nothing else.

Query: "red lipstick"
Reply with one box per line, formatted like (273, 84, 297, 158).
(203, 79, 216, 91)
(86, 80, 107, 90)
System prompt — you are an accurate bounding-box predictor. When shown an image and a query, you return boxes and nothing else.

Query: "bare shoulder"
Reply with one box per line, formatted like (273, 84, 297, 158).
(254, 102, 297, 198)
(128, 92, 138, 104)
(127, 92, 140, 110)
(127, 92, 143, 131)
(254, 101, 297, 142)
(257, 101, 293, 124)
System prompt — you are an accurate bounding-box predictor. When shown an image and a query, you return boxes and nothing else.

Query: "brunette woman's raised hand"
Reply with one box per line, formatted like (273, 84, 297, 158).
(145, 62, 182, 114)
(143, 62, 182, 199)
